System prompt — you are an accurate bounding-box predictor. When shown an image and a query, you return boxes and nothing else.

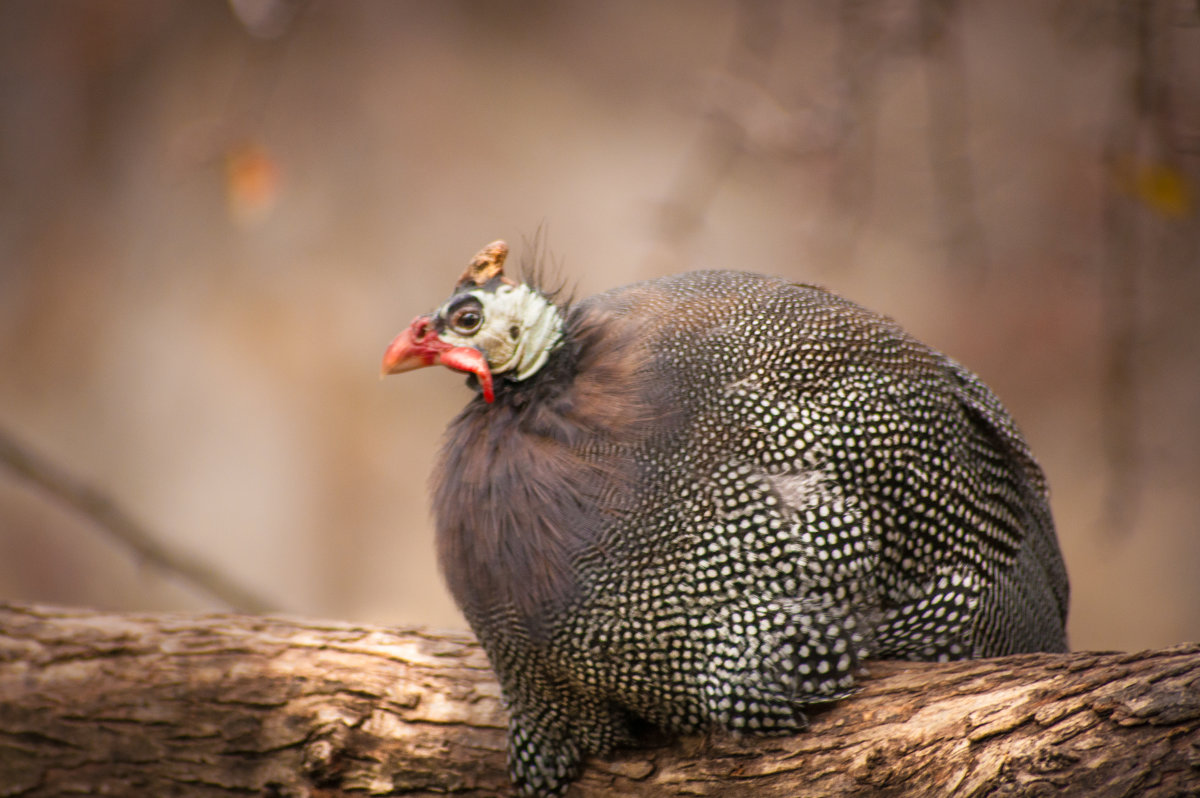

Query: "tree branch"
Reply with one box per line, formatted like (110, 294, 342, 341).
(920, 0, 990, 278)
(0, 428, 278, 613)
(1, 602, 1197, 796)
(653, 0, 781, 256)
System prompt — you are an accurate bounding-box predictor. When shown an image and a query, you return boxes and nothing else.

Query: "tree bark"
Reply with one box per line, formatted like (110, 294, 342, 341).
(0, 603, 1197, 797)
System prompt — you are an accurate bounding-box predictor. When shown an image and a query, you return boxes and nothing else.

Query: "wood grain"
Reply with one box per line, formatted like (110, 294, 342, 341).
(1, 603, 1196, 797)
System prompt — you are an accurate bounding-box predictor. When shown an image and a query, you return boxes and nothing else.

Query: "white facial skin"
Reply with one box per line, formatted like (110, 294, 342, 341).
(436, 283, 565, 381)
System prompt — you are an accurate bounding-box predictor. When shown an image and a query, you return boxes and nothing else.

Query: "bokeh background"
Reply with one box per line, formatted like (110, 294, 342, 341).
(1, 1, 1197, 651)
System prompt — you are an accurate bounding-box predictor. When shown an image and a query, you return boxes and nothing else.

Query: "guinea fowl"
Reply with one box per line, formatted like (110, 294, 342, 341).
(382, 241, 1069, 796)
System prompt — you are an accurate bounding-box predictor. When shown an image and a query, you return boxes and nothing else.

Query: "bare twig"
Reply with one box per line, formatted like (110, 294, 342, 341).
(1098, 0, 1156, 537)
(654, 0, 782, 256)
(0, 426, 278, 613)
(814, 0, 887, 272)
(920, 0, 990, 278)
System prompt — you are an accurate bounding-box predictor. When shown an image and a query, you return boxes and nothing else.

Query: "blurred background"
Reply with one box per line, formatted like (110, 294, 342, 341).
(1, 1, 1197, 651)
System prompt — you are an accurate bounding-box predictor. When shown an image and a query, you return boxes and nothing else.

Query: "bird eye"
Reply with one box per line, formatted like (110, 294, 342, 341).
(448, 303, 484, 334)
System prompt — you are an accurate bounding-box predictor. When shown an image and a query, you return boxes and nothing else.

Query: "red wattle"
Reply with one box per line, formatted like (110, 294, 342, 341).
(439, 347, 495, 403)
(382, 315, 495, 402)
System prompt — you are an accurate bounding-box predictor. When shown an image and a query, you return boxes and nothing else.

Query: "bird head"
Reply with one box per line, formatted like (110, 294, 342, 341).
(381, 241, 565, 403)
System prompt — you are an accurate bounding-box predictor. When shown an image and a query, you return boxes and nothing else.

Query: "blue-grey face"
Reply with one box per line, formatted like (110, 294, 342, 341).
(381, 241, 565, 404)
(432, 282, 565, 382)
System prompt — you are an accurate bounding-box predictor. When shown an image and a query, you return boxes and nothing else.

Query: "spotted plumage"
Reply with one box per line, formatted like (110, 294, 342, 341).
(382, 242, 1069, 796)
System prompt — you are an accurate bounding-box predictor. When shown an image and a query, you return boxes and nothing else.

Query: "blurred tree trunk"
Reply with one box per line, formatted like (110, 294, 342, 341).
(1, 603, 1197, 797)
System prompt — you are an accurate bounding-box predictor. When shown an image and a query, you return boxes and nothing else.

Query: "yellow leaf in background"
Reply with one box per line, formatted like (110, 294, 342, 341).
(225, 141, 281, 227)
(1117, 159, 1195, 219)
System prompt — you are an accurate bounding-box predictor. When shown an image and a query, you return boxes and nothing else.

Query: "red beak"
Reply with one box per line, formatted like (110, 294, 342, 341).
(381, 315, 496, 403)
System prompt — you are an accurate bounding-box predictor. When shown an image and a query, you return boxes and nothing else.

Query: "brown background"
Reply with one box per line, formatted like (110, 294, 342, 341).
(1, 1, 1197, 651)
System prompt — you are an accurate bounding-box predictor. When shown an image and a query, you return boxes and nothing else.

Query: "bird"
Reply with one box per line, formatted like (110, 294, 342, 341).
(381, 240, 1069, 796)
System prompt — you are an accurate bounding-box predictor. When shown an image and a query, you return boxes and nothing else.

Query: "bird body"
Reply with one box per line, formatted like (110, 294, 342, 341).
(383, 242, 1069, 795)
